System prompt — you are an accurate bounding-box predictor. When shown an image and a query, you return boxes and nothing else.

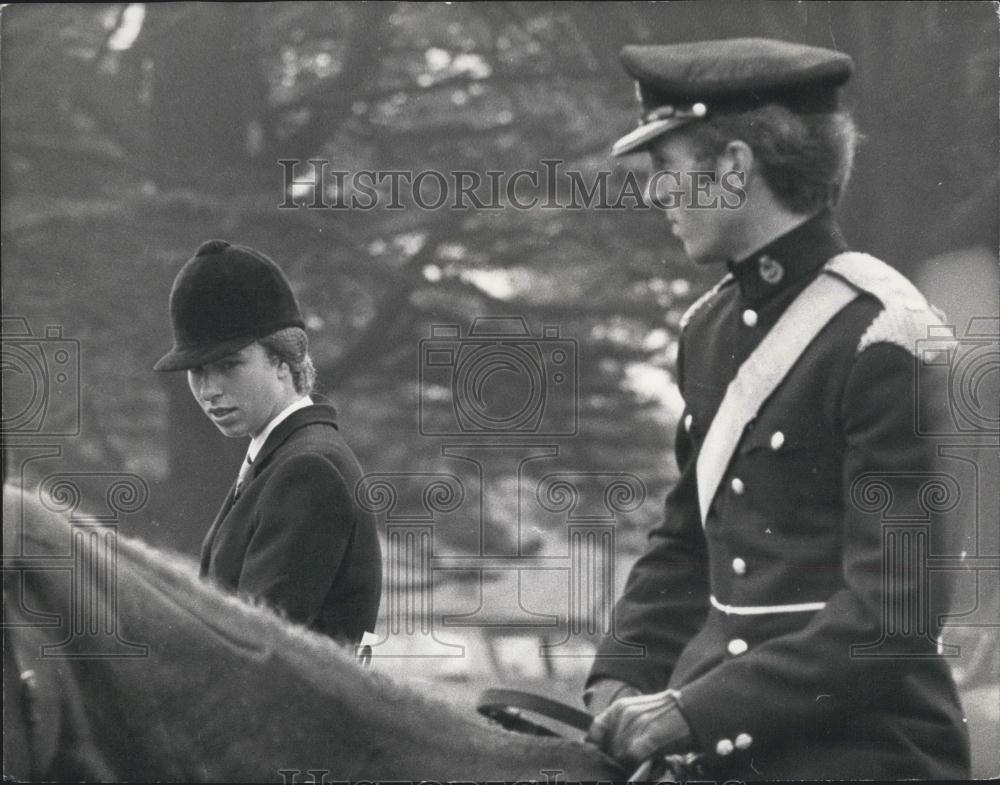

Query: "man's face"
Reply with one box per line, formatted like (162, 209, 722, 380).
(646, 133, 746, 265)
(187, 342, 289, 438)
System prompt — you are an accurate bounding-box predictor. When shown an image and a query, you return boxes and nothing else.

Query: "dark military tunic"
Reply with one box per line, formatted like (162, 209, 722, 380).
(200, 399, 381, 646)
(589, 212, 970, 779)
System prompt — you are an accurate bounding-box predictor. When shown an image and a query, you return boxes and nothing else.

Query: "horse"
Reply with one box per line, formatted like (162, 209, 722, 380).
(2, 484, 623, 781)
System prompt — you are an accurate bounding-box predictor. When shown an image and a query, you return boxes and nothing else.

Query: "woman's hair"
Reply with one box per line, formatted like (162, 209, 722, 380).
(259, 327, 317, 395)
(684, 104, 860, 214)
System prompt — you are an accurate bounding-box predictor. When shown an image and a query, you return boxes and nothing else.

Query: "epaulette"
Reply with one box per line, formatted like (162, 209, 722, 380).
(824, 252, 947, 356)
(679, 273, 733, 330)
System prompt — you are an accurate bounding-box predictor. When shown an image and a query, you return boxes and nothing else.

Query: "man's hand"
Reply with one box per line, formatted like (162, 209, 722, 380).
(583, 677, 641, 714)
(585, 688, 695, 771)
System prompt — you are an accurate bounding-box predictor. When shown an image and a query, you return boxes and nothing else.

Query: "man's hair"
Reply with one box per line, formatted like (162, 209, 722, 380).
(684, 105, 860, 214)
(258, 327, 317, 395)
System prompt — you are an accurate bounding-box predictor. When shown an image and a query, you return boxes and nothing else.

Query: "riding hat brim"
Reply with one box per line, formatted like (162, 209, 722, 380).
(153, 334, 258, 372)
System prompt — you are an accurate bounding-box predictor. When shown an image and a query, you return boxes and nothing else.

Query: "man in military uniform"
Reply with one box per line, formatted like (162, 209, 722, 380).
(155, 240, 381, 646)
(584, 39, 970, 779)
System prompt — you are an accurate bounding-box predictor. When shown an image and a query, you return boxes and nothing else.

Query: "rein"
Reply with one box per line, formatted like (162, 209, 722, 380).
(4, 598, 47, 781)
(477, 687, 704, 782)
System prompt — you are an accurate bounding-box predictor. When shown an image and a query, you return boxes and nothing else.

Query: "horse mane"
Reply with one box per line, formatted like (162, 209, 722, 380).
(5, 483, 605, 772)
(94, 513, 454, 721)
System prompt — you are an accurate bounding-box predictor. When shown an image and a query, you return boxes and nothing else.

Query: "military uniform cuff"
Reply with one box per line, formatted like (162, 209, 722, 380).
(672, 674, 759, 764)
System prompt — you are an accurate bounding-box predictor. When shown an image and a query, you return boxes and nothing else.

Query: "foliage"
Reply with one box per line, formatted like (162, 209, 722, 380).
(2, 2, 996, 559)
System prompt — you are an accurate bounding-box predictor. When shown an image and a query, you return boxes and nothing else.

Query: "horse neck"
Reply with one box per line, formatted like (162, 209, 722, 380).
(110, 545, 618, 779)
(6, 488, 618, 781)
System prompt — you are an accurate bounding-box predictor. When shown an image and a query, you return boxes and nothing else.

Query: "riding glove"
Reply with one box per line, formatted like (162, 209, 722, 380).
(586, 688, 695, 770)
(583, 677, 641, 714)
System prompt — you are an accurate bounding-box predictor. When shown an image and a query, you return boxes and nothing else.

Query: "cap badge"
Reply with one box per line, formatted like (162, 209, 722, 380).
(641, 102, 708, 125)
(758, 255, 785, 285)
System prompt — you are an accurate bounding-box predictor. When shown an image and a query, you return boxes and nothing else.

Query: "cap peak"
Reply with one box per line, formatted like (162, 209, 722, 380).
(612, 37, 853, 157)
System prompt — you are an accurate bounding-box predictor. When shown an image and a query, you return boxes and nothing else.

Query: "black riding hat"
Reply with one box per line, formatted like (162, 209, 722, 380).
(154, 240, 304, 372)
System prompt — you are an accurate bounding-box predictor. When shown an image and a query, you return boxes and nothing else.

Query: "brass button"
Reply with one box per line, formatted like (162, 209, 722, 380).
(770, 430, 785, 450)
(735, 732, 754, 750)
(742, 309, 758, 327)
(732, 557, 747, 576)
(730, 477, 745, 495)
(684, 413, 693, 432)
(715, 738, 735, 756)
(727, 638, 748, 656)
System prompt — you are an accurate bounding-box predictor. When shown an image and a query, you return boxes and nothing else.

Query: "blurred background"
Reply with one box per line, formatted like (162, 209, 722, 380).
(2, 2, 997, 774)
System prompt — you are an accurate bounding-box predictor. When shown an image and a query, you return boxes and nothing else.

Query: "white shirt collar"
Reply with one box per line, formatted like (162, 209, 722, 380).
(245, 395, 313, 465)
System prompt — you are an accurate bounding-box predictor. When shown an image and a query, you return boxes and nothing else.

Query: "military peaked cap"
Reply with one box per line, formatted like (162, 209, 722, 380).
(612, 38, 853, 157)
(154, 239, 305, 372)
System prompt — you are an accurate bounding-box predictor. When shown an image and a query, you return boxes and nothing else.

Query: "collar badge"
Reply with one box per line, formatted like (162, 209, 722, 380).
(758, 254, 785, 285)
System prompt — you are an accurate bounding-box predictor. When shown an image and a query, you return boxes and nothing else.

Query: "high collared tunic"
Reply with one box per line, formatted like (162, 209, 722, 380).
(589, 212, 969, 780)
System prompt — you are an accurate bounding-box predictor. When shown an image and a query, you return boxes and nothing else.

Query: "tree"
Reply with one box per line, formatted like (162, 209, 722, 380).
(2, 2, 995, 558)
